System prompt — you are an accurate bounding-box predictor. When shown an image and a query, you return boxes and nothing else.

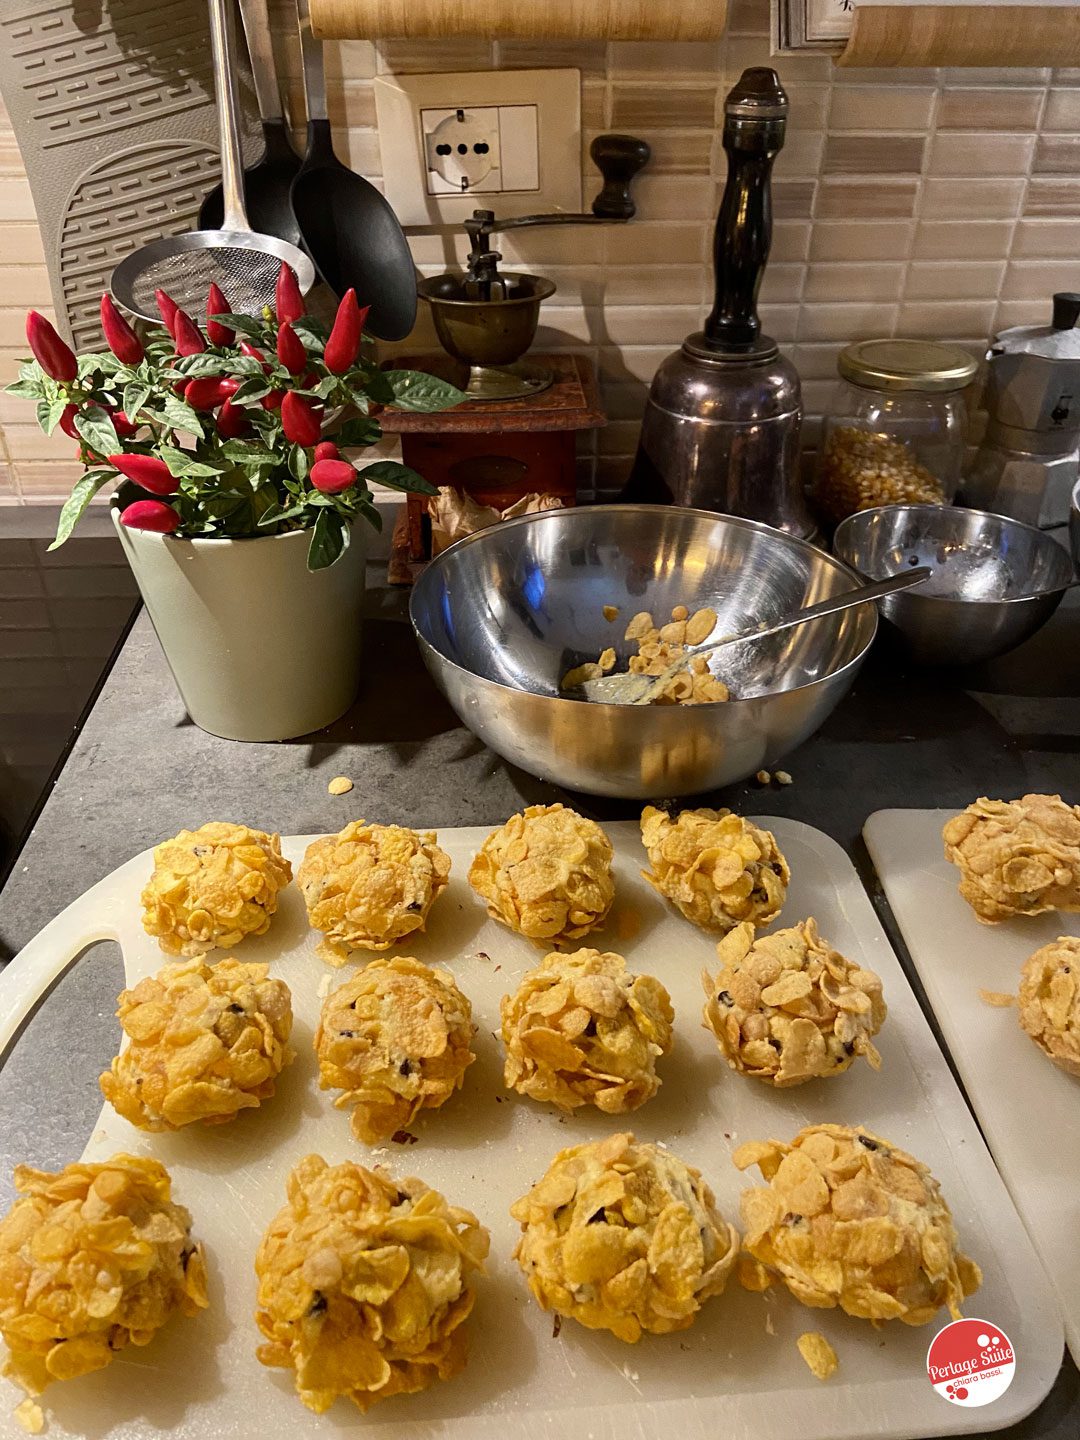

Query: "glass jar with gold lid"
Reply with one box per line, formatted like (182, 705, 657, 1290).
(813, 339, 978, 527)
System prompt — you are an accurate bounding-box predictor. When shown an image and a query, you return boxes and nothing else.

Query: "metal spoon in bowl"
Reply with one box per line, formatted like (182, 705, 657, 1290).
(577, 568, 932, 706)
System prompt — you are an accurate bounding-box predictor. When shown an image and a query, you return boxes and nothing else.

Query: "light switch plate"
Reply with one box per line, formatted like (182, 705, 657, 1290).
(374, 69, 581, 226)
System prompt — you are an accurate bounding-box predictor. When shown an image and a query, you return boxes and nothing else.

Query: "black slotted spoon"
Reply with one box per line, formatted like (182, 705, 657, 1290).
(199, 0, 303, 247)
(289, 0, 417, 340)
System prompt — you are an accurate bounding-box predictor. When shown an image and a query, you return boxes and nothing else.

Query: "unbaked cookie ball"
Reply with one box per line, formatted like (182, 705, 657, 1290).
(314, 957, 475, 1143)
(0, 1155, 207, 1396)
(733, 1123, 981, 1326)
(640, 806, 789, 934)
(254, 1154, 489, 1414)
(510, 1131, 738, 1342)
(702, 919, 886, 1086)
(100, 957, 294, 1130)
(1018, 936, 1080, 1076)
(943, 794, 1080, 924)
(297, 820, 451, 965)
(141, 822, 292, 956)
(468, 804, 614, 945)
(501, 949, 673, 1113)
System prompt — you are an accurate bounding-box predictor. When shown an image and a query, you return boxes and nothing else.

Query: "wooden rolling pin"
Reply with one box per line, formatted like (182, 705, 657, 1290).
(839, 3, 1080, 67)
(309, 0, 727, 40)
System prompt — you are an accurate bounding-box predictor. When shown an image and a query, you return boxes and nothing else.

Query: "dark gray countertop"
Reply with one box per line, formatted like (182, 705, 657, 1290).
(0, 565, 1077, 1439)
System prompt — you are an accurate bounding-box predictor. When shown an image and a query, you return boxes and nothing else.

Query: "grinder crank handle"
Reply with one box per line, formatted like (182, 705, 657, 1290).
(475, 135, 650, 235)
(705, 67, 788, 352)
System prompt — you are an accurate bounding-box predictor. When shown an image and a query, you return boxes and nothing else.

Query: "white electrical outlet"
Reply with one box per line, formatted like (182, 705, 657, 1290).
(375, 70, 580, 226)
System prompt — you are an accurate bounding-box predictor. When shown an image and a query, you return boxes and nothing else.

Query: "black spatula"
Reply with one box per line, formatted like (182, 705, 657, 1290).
(289, 0, 417, 340)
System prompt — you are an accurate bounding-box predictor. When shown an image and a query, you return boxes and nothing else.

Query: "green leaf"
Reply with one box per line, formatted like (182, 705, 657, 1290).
(176, 354, 231, 378)
(355, 496, 383, 534)
(232, 375, 271, 404)
(312, 375, 342, 400)
(5, 377, 43, 400)
(78, 351, 121, 379)
(258, 501, 307, 529)
(292, 319, 328, 349)
(40, 396, 69, 436)
(74, 404, 119, 456)
(159, 445, 225, 479)
(232, 355, 272, 376)
(288, 443, 310, 483)
(383, 369, 467, 412)
(48, 470, 114, 549)
(122, 381, 152, 419)
(364, 369, 395, 405)
(307, 508, 345, 571)
(220, 439, 276, 466)
(361, 460, 437, 496)
(213, 312, 266, 340)
(201, 490, 249, 519)
(329, 416, 380, 448)
(159, 392, 205, 437)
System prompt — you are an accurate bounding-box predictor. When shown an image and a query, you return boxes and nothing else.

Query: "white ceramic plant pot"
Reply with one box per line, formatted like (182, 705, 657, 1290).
(111, 509, 368, 741)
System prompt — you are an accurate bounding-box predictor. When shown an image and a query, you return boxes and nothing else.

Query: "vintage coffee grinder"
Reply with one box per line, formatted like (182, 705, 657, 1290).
(416, 134, 649, 401)
(962, 292, 1080, 527)
(624, 68, 814, 539)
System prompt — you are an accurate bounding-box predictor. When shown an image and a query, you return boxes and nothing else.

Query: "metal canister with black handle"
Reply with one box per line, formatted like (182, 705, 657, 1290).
(625, 68, 814, 539)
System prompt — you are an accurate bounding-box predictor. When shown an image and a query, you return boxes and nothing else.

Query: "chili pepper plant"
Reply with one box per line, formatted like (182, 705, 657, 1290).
(8, 265, 465, 570)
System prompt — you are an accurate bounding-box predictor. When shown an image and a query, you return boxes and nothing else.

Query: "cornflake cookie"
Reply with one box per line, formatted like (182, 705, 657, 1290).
(501, 949, 674, 1113)
(510, 1131, 739, 1342)
(315, 957, 475, 1143)
(942, 794, 1080, 924)
(702, 920, 886, 1086)
(468, 804, 614, 945)
(141, 822, 292, 957)
(99, 957, 294, 1130)
(640, 805, 790, 935)
(1017, 936, 1080, 1076)
(734, 1123, 981, 1326)
(297, 820, 451, 965)
(0, 1155, 207, 1396)
(255, 1154, 488, 1414)
(562, 603, 728, 705)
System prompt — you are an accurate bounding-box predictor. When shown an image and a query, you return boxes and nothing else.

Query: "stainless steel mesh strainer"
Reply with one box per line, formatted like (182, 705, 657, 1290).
(110, 0, 314, 323)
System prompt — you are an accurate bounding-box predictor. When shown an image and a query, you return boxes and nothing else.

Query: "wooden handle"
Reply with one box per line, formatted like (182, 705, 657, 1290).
(839, 4, 1080, 67)
(310, 0, 727, 40)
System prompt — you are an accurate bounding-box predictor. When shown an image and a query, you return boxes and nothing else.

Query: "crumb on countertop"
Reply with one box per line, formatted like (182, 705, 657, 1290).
(327, 776, 354, 796)
(797, 1332, 838, 1380)
(755, 770, 772, 785)
(775, 770, 793, 786)
(980, 989, 1016, 1008)
(14, 1400, 44, 1435)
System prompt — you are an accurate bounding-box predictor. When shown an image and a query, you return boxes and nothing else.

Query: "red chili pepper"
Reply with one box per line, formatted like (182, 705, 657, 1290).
(281, 391, 321, 446)
(111, 410, 138, 440)
(59, 404, 80, 440)
(184, 376, 240, 411)
(216, 398, 251, 439)
(108, 453, 177, 495)
(99, 294, 144, 366)
(155, 289, 180, 338)
(119, 498, 180, 534)
(314, 440, 339, 463)
(310, 457, 356, 494)
(26, 311, 77, 383)
(323, 289, 369, 374)
(239, 340, 266, 364)
(275, 263, 305, 324)
(276, 322, 307, 376)
(261, 391, 283, 411)
(205, 283, 235, 346)
(172, 310, 206, 356)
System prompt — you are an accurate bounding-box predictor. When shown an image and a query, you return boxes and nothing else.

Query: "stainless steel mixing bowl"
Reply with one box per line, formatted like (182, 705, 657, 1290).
(409, 504, 877, 798)
(834, 503, 1075, 667)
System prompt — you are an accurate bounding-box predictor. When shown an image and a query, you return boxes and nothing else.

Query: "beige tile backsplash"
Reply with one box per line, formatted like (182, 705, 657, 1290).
(3, 0, 1080, 502)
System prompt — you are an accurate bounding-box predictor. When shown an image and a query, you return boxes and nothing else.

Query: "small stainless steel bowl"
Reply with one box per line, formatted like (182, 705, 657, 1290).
(834, 503, 1075, 667)
(409, 504, 877, 799)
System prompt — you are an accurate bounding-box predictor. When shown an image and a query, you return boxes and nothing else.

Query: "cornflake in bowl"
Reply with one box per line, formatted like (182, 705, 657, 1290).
(141, 821, 292, 957)
(1018, 936, 1080, 1077)
(640, 805, 789, 934)
(99, 957, 294, 1130)
(298, 820, 451, 965)
(501, 949, 673, 1113)
(314, 957, 475, 1143)
(255, 1154, 488, 1413)
(734, 1123, 981, 1325)
(0, 1155, 207, 1396)
(510, 1131, 739, 1342)
(468, 804, 614, 945)
(942, 793, 1080, 924)
(702, 919, 886, 1086)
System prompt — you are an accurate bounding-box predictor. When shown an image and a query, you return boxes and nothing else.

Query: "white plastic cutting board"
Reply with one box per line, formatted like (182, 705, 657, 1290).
(865, 807, 1080, 1365)
(0, 820, 1063, 1439)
